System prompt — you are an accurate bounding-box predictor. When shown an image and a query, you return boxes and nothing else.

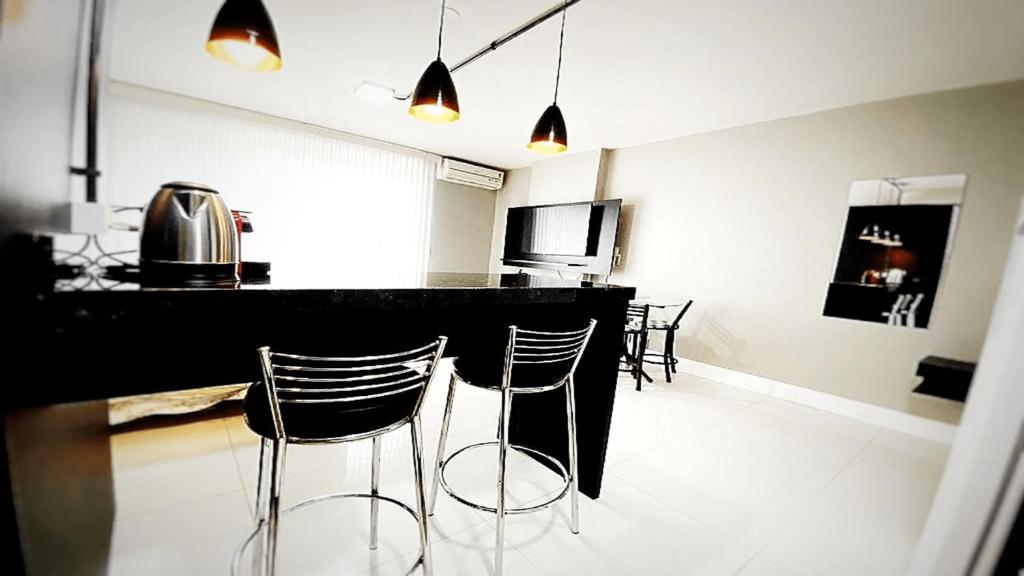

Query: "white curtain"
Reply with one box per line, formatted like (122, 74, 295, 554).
(102, 89, 435, 288)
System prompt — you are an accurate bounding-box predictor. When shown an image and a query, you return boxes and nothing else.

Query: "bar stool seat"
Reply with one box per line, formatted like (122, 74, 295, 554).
(646, 319, 674, 330)
(452, 358, 573, 393)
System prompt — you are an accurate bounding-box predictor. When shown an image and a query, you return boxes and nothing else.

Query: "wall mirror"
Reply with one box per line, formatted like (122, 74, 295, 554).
(822, 174, 966, 329)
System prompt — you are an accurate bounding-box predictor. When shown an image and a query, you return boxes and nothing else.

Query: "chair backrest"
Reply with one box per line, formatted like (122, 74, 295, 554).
(669, 300, 694, 328)
(502, 320, 597, 391)
(256, 337, 447, 440)
(626, 303, 649, 328)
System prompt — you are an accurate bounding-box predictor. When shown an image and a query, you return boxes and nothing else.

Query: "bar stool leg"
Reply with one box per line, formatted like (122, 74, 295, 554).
(252, 437, 270, 576)
(264, 439, 287, 576)
(429, 374, 458, 516)
(369, 435, 382, 550)
(494, 388, 512, 576)
(565, 376, 580, 534)
(409, 416, 433, 576)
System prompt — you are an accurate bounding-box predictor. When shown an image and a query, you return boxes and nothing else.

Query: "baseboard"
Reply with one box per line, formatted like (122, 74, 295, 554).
(674, 358, 958, 445)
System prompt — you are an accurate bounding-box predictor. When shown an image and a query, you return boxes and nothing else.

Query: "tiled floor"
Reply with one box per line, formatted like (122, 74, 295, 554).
(108, 366, 949, 575)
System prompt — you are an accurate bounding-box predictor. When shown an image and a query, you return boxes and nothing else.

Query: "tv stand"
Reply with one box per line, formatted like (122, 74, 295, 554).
(502, 259, 587, 271)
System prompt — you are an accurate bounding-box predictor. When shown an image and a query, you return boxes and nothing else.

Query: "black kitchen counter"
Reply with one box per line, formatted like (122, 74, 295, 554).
(6, 271, 634, 575)
(32, 272, 633, 405)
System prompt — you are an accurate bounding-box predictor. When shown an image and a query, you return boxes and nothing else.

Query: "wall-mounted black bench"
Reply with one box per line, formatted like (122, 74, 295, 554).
(913, 355, 976, 402)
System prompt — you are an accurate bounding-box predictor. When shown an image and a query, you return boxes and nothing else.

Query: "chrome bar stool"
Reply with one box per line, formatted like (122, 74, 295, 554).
(428, 320, 597, 576)
(232, 337, 447, 576)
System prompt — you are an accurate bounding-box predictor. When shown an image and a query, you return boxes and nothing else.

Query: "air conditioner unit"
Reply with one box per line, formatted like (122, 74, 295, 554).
(437, 158, 504, 191)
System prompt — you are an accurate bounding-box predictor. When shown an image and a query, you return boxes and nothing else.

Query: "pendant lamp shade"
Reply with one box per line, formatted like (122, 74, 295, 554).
(528, 2, 570, 153)
(409, 59, 460, 123)
(206, 0, 282, 72)
(528, 104, 568, 153)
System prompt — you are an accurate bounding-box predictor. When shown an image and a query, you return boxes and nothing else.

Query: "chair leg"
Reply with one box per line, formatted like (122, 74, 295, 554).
(638, 331, 655, 385)
(410, 416, 433, 576)
(264, 439, 287, 576)
(495, 388, 512, 576)
(632, 333, 642, 391)
(252, 437, 270, 576)
(369, 435, 382, 550)
(663, 330, 673, 383)
(565, 376, 580, 534)
(429, 374, 458, 516)
(668, 329, 678, 374)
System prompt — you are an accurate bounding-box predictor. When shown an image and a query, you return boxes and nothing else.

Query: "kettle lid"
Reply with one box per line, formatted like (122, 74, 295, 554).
(161, 181, 220, 194)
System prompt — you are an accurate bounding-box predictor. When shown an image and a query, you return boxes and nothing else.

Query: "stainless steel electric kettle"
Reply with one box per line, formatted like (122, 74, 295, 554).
(139, 181, 239, 287)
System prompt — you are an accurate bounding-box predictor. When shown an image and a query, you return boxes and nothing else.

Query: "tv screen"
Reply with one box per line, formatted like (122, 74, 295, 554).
(502, 200, 620, 275)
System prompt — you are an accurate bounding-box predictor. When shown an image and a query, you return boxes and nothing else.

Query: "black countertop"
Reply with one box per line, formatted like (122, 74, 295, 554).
(46, 272, 634, 312)
(60, 271, 624, 291)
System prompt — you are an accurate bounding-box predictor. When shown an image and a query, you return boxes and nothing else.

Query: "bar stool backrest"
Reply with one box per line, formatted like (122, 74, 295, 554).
(256, 337, 448, 441)
(502, 320, 597, 391)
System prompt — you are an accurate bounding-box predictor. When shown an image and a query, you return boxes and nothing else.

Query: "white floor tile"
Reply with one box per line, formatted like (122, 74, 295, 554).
(736, 554, 809, 576)
(611, 408, 874, 549)
(112, 418, 245, 516)
(735, 397, 879, 446)
(106, 368, 949, 576)
(605, 373, 765, 466)
(108, 490, 251, 576)
(752, 431, 947, 576)
(369, 521, 546, 576)
(496, 475, 754, 576)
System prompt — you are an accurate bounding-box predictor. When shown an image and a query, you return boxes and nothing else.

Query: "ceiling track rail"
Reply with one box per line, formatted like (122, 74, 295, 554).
(393, 0, 584, 100)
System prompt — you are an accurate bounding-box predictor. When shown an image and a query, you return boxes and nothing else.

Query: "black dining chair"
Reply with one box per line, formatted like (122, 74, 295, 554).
(643, 300, 693, 382)
(620, 303, 652, 391)
(234, 338, 447, 576)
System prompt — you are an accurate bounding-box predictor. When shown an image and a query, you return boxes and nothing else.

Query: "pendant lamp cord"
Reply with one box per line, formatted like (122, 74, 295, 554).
(553, 1, 567, 103)
(437, 0, 447, 60)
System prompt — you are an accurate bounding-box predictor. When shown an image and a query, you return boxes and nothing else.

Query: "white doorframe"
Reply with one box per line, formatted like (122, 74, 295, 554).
(908, 197, 1024, 575)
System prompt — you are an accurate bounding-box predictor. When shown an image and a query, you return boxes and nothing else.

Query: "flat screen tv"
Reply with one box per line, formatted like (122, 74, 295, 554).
(502, 199, 621, 275)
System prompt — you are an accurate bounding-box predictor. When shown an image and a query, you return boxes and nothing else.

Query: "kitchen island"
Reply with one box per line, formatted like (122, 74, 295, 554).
(4, 272, 633, 575)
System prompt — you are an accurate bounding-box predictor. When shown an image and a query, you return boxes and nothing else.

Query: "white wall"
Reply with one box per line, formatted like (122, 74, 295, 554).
(428, 179, 496, 274)
(602, 80, 1024, 420)
(529, 149, 607, 206)
(488, 166, 533, 274)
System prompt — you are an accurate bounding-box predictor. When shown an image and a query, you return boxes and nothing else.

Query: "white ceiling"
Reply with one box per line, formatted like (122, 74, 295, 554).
(108, 0, 1024, 169)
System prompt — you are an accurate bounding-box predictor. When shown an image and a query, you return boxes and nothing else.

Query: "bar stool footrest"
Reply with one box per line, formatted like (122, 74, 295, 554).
(232, 492, 425, 576)
(439, 441, 571, 515)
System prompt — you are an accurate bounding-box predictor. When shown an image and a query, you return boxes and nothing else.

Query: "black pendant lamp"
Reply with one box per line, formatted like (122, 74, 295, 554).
(206, 0, 282, 72)
(528, 2, 569, 153)
(409, 0, 460, 123)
